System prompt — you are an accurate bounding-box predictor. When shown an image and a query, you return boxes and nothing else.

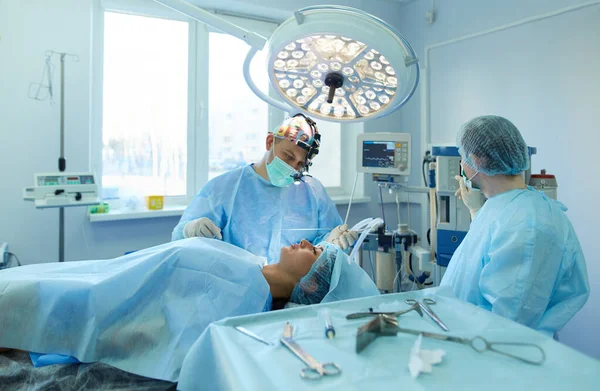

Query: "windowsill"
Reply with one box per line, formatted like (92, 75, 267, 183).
(88, 196, 371, 223)
(88, 205, 186, 222)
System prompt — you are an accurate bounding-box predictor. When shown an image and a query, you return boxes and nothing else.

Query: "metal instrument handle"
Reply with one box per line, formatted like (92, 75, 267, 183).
(469, 336, 546, 365)
(281, 337, 322, 370)
(300, 362, 342, 379)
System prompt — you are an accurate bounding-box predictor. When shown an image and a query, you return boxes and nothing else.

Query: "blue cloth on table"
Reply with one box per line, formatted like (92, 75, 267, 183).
(177, 287, 600, 391)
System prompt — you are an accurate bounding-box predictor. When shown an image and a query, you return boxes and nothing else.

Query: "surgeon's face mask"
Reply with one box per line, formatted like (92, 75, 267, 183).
(266, 142, 298, 187)
(460, 162, 480, 190)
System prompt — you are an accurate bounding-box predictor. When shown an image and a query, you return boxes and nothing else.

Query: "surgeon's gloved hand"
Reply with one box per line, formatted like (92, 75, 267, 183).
(326, 224, 359, 251)
(454, 175, 485, 220)
(183, 217, 223, 240)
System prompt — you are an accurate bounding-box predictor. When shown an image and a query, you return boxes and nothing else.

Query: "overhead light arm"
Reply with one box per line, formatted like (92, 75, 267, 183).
(154, 0, 292, 113)
(242, 47, 292, 112)
(153, 0, 268, 50)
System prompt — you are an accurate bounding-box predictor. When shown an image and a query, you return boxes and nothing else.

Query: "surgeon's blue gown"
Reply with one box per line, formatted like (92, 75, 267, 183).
(441, 187, 589, 336)
(172, 165, 342, 263)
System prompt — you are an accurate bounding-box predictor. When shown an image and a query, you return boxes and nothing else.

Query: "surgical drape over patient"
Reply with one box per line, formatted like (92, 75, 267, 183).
(172, 165, 342, 262)
(0, 239, 270, 382)
(0, 238, 378, 383)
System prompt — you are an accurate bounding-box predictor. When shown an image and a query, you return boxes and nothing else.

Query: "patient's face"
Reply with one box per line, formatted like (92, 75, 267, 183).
(279, 239, 324, 279)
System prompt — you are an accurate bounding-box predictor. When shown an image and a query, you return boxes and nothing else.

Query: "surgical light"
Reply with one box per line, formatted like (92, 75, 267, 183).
(154, 1, 419, 123)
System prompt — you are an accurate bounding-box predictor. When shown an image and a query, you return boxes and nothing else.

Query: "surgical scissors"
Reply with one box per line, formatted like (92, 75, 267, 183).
(280, 323, 342, 380)
(405, 298, 449, 331)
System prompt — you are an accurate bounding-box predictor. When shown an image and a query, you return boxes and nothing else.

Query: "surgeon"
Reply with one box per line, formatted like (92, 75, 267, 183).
(172, 113, 358, 261)
(440, 115, 590, 337)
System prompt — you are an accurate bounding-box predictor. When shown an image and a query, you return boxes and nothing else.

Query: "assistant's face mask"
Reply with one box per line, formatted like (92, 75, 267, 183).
(266, 143, 298, 187)
(461, 162, 480, 190)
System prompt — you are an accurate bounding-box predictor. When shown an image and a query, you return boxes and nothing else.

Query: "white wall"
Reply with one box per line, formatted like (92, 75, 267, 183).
(396, 0, 600, 358)
(0, 0, 410, 265)
(0, 0, 180, 262)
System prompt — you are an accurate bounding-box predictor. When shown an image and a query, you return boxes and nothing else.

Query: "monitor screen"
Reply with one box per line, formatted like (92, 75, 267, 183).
(362, 141, 396, 168)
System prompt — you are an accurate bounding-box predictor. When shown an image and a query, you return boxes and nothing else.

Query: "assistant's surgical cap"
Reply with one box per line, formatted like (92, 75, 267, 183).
(290, 242, 336, 305)
(272, 115, 318, 146)
(457, 115, 530, 176)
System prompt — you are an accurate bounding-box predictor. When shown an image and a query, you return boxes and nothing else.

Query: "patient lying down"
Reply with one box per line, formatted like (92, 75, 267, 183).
(264, 239, 336, 306)
(0, 237, 377, 382)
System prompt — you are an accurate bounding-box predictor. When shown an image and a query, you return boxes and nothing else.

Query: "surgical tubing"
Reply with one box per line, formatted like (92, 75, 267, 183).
(349, 218, 384, 264)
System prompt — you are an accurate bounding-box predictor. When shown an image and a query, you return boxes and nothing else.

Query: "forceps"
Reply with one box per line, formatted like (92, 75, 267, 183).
(280, 323, 342, 380)
(405, 298, 449, 331)
(346, 302, 423, 319)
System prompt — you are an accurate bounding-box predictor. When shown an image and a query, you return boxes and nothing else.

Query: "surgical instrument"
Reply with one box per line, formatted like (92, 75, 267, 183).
(356, 315, 546, 365)
(280, 323, 342, 379)
(405, 298, 449, 331)
(321, 309, 335, 339)
(275, 228, 335, 232)
(234, 326, 274, 346)
(346, 302, 423, 319)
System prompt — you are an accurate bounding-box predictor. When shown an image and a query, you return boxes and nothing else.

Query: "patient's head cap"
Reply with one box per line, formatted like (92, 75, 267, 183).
(290, 242, 337, 305)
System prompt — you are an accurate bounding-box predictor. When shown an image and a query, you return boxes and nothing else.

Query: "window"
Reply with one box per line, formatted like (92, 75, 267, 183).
(101, 11, 189, 197)
(93, 2, 359, 213)
(309, 121, 341, 188)
(208, 32, 271, 180)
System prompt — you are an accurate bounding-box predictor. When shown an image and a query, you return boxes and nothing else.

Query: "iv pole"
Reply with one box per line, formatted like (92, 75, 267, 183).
(58, 53, 66, 262)
(29, 50, 80, 262)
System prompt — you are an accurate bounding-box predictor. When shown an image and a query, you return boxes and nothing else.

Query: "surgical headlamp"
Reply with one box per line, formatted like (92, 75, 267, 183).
(153, 0, 419, 123)
(279, 113, 319, 185)
(289, 113, 320, 168)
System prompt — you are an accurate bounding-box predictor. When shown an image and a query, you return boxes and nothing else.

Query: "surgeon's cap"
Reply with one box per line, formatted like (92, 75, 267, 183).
(272, 115, 318, 146)
(290, 242, 337, 305)
(457, 115, 530, 176)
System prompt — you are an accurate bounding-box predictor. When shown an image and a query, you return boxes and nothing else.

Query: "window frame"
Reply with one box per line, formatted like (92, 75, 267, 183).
(91, 0, 361, 212)
(305, 119, 343, 194)
(92, 0, 198, 206)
